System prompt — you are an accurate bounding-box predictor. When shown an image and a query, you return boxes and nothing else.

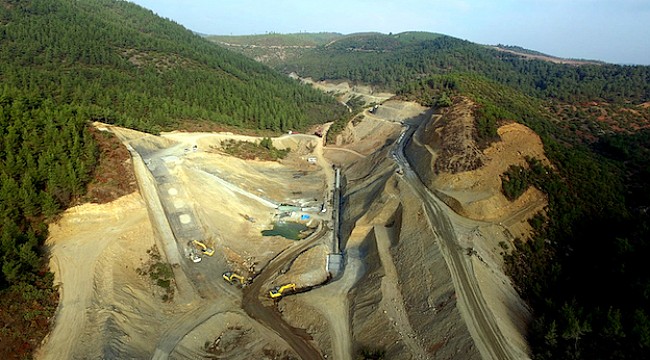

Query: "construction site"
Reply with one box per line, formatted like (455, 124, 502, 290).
(38, 83, 547, 359)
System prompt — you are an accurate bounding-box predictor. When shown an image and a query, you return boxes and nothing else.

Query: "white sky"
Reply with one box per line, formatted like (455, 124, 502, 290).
(130, 0, 650, 65)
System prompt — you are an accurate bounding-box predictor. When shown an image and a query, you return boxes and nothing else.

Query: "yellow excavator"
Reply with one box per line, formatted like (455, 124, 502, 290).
(269, 283, 296, 299)
(192, 240, 214, 256)
(222, 271, 246, 286)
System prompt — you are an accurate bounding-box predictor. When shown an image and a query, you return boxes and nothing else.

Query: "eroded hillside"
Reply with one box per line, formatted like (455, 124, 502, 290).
(407, 96, 548, 240)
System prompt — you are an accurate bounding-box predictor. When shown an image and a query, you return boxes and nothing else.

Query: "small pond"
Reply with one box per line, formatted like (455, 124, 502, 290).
(262, 221, 309, 240)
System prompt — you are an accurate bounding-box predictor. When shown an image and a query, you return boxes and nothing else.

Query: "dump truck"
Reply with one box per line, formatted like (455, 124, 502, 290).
(269, 283, 296, 299)
(192, 240, 214, 256)
(222, 271, 247, 286)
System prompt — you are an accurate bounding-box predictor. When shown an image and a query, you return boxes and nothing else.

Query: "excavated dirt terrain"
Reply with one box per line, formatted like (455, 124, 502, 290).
(39, 193, 170, 359)
(427, 98, 487, 174)
(40, 81, 536, 360)
(408, 96, 549, 238)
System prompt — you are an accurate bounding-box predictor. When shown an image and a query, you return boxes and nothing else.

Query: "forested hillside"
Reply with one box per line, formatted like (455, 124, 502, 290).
(248, 32, 650, 104)
(219, 31, 650, 359)
(0, 1, 345, 357)
(0, 0, 346, 133)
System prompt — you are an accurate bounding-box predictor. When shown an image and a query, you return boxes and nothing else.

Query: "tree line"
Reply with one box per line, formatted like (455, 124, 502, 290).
(0, 91, 99, 357)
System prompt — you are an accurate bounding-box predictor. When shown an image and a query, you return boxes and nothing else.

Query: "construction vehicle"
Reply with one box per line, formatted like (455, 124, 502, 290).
(269, 283, 296, 299)
(222, 271, 247, 286)
(188, 249, 202, 263)
(192, 240, 214, 256)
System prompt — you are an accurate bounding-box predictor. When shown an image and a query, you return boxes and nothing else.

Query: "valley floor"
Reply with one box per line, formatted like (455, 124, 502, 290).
(39, 83, 533, 360)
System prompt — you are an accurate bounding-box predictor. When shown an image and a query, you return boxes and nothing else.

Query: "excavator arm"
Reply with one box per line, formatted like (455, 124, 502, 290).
(192, 240, 215, 256)
(269, 283, 296, 298)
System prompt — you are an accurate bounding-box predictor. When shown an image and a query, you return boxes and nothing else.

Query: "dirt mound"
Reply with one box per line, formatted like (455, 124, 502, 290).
(371, 100, 430, 122)
(171, 312, 298, 359)
(274, 244, 329, 289)
(330, 130, 482, 359)
(300, 78, 393, 105)
(327, 100, 428, 163)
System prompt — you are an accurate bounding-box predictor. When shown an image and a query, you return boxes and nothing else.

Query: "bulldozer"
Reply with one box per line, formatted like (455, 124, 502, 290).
(269, 283, 296, 299)
(192, 240, 214, 256)
(222, 271, 247, 286)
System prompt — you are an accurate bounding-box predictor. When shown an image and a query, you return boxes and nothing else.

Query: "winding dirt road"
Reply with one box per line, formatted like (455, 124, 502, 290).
(242, 227, 328, 360)
(396, 126, 515, 360)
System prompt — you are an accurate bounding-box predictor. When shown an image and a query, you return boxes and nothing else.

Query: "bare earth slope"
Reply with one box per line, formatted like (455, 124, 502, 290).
(406, 97, 540, 358)
(408, 97, 549, 238)
(39, 193, 166, 359)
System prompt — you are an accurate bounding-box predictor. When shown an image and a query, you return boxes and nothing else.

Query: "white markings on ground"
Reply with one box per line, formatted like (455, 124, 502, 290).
(173, 200, 185, 209)
(179, 214, 192, 224)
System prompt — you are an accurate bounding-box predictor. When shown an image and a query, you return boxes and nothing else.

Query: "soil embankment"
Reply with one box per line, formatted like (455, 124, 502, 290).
(40, 193, 167, 359)
(405, 97, 538, 358)
(407, 96, 548, 237)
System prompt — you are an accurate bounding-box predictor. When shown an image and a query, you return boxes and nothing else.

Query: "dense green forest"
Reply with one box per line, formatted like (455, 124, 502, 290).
(0, 0, 346, 134)
(0, 0, 346, 357)
(267, 32, 650, 103)
(399, 74, 650, 359)
(0, 95, 98, 357)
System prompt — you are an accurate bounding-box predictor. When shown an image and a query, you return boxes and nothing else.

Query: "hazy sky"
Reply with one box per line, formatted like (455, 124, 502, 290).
(130, 0, 649, 65)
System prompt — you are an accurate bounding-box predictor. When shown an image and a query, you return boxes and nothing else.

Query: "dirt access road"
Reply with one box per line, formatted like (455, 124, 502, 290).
(242, 226, 328, 360)
(396, 125, 515, 360)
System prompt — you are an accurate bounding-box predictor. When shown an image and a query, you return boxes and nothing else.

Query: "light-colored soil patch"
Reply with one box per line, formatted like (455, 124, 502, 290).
(407, 107, 535, 358)
(39, 192, 166, 359)
(300, 78, 394, 105)
(274, 244, 329, 289)
(433, 122, 548, 227)
(170, 312, 298, 359)
(410, 99, 549, 235)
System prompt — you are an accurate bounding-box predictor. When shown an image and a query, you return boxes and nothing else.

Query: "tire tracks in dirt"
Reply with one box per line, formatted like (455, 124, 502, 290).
(241, 227, 328, 360)
(397, 126, 515, 360)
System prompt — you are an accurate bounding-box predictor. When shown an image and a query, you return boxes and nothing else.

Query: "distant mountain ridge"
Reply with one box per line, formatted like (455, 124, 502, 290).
(210, 31, 650, 104)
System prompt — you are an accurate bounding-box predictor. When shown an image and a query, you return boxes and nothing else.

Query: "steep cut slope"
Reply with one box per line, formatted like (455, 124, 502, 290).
(0, 0, 346, 133)
(406, 96, 548, 237)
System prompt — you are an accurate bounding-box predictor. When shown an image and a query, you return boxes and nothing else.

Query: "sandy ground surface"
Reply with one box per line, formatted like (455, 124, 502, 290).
(38, 193, 166, 359)
(299, 78, 394, 106)
(411, 98, 549, 239)
(39, 80, 535, 360)
(405, 102, 537, 358)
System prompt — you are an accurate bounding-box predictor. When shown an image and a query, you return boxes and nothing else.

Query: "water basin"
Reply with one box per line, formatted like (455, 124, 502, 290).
(262, 221, 309, 240)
